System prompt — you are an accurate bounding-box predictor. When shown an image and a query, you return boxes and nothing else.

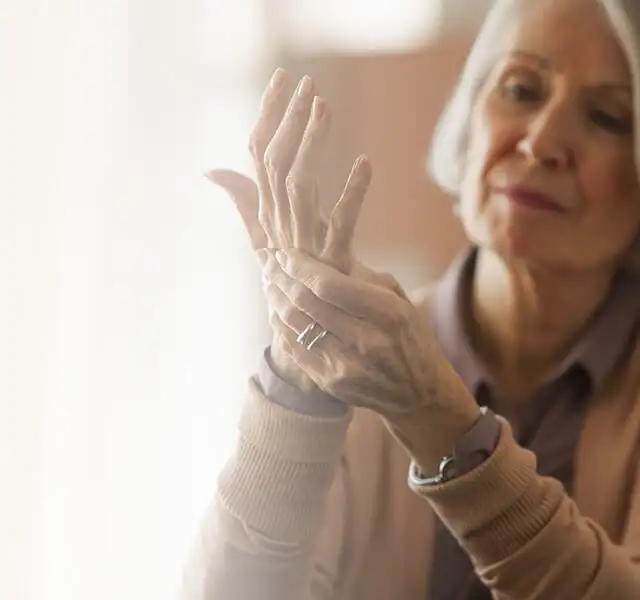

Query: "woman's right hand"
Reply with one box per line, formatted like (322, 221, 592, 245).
(206, 68, 373, 392)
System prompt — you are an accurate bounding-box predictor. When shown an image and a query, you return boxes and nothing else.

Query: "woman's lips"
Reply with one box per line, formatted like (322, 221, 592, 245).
(499, 186, 566, 213)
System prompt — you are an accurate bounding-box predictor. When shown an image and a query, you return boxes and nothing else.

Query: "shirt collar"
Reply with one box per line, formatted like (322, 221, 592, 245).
(432, 247, 640, 395)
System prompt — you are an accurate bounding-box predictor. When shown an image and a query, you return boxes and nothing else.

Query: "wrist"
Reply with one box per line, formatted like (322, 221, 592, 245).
(390, 403, 483, 477)
(411, 407, 500, 487)
(260, 347, 349, 418)
(270, 336, 318, 392)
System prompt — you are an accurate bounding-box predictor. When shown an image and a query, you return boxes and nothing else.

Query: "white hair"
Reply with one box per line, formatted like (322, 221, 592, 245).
(428, 0, 640, 270)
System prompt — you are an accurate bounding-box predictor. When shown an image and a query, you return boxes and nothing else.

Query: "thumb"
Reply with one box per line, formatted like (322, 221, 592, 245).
(205, 169, 257, 201)
(205, 169, 268, 250)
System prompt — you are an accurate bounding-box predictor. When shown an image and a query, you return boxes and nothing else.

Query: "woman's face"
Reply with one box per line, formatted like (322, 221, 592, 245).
(460, 0, 640, 272)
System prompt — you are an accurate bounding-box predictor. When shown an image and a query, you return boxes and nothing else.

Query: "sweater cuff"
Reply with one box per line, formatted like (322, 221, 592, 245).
(410, 418, 564, 566)
(217, 377, 352, 542)
(259, 347, 348, 417)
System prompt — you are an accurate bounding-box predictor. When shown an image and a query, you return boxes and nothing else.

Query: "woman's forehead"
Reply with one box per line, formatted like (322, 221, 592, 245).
(504, 0, 631, 82)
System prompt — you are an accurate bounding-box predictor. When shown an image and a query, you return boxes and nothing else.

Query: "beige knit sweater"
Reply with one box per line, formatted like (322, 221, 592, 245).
(183, 325, 640, 600)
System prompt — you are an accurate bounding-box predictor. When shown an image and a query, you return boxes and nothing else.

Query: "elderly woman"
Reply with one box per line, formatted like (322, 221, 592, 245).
(187, 0, 640, 598)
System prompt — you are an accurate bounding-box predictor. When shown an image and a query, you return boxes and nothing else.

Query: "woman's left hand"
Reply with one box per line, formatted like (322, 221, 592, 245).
(260, 247, 482, 470)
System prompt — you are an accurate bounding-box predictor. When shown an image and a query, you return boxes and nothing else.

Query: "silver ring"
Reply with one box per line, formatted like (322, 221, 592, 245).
(296, 322, 328, 351)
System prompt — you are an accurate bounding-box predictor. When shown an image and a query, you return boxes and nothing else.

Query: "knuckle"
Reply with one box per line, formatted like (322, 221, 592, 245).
(249, 120, 275, 160)
(257, 202, 269, 223)
(263, 146, 283, 180)
(285, 171, 313, 199)
(281, 303, 298, 325)
(257, 207, 274, 238)
(248, 133, 264, 160)
(303, 274, 320, 293)
(263, 146, 275, 170)
(391, 303, 408, 327)
(284, 173, 300, 196)
(268, 312, 286, 333)
(328, 211, 343, 233)
(290, 99, 308, 121)
(290, 283, 309, 306)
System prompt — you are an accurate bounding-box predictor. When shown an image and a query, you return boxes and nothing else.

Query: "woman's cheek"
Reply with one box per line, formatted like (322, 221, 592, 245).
(460, 124, 495, 215)
(582, 156, 640, 230)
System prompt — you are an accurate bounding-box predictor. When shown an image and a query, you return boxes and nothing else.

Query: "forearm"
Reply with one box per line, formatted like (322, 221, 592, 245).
(183, 378, 350, 600)
(413, 419, 640, 599)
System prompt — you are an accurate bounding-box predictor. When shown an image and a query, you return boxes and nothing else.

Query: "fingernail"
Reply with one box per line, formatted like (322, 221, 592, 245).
(354, 155, 371, 180)
(204, 170, 232, 193)
(312, 96, 326, 119)
(297, 76, 313, 98)
(204, 171, 226, 189)
(270, 67, 286, 90)
(355, 155, 368, 170)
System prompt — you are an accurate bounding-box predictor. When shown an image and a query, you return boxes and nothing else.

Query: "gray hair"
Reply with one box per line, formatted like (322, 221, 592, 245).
(428, 0, 640, 270)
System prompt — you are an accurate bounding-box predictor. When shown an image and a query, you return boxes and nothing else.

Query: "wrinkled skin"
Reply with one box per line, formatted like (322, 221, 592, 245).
(207, 69, 479, 466)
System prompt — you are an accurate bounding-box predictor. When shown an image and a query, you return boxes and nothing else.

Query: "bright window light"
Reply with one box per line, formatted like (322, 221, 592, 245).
(279, 0, 444, 53)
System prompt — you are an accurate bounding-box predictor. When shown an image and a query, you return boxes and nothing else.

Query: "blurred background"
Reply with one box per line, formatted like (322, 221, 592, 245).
(0, 1, 492, 598)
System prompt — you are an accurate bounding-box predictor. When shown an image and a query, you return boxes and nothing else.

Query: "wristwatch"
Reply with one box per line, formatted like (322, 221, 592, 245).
(408, 406, 500, 486)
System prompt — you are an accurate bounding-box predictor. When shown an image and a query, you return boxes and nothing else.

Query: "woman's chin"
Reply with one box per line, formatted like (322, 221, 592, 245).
(466, 214, 560, 266)
(484, 227, 548, 265)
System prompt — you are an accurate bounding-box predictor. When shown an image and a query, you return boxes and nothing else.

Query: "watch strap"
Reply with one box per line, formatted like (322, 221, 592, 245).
(409, 406, 500, 486)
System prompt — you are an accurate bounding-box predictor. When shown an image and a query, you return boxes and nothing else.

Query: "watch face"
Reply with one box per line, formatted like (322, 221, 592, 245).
(411, 409, 498, 486)
(439, 457, 459, 481)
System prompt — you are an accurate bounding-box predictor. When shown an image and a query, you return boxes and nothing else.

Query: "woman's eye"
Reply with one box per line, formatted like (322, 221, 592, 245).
(501, 81, 540, 103)
(590, 110, 633, 135)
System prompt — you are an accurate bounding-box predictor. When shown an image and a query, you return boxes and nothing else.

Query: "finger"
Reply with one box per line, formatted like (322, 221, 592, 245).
(264, 280, 317, 342)
(269, 248, 405, 330)
(205, 169, 268, 250)
(352, 263, 409, 300)
(315, 189, 329, 253)
(268, 293, 395, 410)
(248, 68, 294, 246)
(287, 96, 331, 253)
(322, 155, 372, 273)
(263, 254, 356, 345)
(249, 68, 292, 161)
(263, 75, 317, 244)
(268, 312, 328, 384)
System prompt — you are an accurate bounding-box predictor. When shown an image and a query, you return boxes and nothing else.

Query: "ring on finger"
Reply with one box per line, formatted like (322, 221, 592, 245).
(296, 322, 328, 351)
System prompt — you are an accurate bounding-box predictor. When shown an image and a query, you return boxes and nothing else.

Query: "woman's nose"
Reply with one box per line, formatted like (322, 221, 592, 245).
(516, 105, 575, 170)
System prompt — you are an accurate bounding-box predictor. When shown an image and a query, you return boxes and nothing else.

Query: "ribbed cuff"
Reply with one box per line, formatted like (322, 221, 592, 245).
(217, 377, 352, 542)
(259, 347, 348, 417)
(411, 418, 564, 565)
